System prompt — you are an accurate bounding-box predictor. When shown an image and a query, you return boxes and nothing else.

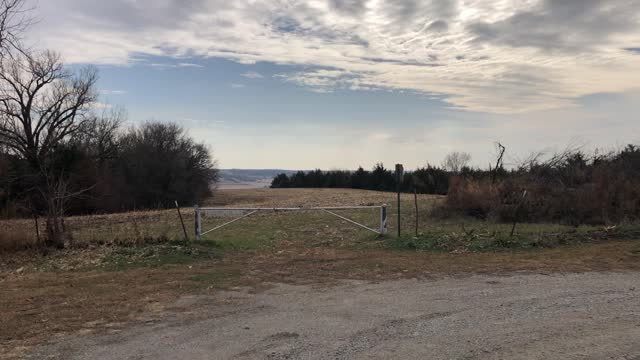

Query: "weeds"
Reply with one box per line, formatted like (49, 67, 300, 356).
(388, 223, 640, 252)
(100, 241, 222, 270)
(0, 229, 34, 252)
(443, 145, 640, 225)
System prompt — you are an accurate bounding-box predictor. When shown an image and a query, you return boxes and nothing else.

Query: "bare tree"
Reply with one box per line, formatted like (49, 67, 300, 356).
(0, 50, 97, 247)
(0, 0, 30, 55)
(75, 106, 125, 162)
(490, 142, 506, 183)
(442, 151, 472, 173)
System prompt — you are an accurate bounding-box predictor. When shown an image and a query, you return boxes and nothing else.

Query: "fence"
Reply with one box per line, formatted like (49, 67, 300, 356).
(194, 205, 387, 240)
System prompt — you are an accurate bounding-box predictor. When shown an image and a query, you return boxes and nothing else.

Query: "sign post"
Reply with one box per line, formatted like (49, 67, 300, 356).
(194, 205, 201, 241)
(395, 164, 404, 238)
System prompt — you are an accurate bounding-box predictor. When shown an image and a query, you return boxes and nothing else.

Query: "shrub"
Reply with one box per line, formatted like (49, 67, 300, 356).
(441, 145, 640, 225)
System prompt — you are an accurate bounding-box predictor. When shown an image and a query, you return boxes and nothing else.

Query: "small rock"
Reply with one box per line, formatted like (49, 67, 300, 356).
(16, 267, 24, 274)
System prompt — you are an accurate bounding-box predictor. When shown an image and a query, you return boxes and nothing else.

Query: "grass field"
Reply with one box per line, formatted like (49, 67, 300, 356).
(1, 188, 640, 358)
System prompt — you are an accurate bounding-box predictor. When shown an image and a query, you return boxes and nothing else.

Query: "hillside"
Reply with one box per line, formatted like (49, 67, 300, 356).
(218, 169, 297, 189)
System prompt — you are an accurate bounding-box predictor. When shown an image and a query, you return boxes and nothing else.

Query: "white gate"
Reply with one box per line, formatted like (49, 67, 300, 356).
(194, 205, 387, 240)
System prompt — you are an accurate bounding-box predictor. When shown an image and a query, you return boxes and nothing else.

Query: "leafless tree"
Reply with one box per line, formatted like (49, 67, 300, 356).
(0, 0, 31, 55)
(442, 151, 471, 173)
(0, 49, 97, 247)
(75, 106, 125, 162)
(490, 142, 506, 183)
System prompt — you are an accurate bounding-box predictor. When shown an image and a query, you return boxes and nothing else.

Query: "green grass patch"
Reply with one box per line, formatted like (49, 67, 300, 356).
(100, 240, 223, 270)
(199, 210, 380, 249)
(204, 233, 277, 251)
(386, 223, 640, 252)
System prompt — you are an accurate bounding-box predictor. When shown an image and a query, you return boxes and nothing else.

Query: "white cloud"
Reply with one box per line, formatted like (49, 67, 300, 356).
(89, 101, 113, 109)
(177, 63, 204, 68)
(178, 117, 229, 129)
(99, 89, 127, 95)
(149, 62, 204, 68)
(28, 0, 640, 114)
(367, 132, 393, 141)
(241, 71, 264, 79)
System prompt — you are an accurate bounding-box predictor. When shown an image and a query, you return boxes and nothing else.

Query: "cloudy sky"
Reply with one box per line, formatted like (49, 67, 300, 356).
(26, 0, 640, 169)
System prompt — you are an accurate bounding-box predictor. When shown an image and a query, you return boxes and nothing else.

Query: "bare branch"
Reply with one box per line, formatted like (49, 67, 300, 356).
(0, 0, 32, 57)
(442, 151, 472, 173)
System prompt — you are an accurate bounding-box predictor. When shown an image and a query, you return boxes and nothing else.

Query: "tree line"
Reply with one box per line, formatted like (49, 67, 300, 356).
(271, 164, 452, 194)
(0, 1, 217, 247)
(270, 150, 503, 195)
(272, 144, 640, 225)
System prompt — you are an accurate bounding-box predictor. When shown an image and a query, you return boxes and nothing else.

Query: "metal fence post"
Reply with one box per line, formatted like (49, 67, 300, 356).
(380, 205, 387, 235)
(395, 164, 404, 238)
(194, 205, 201, 241)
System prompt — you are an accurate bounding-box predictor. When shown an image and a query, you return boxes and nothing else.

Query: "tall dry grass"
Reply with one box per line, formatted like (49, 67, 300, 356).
(443, 173, 640, 225)
(0, 226, 37, 251)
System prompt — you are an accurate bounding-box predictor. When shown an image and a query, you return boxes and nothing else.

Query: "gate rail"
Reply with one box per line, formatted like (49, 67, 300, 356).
(194, 205, 387, 240)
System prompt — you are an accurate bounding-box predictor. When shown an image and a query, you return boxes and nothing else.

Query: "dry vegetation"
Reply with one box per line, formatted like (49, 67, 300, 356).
(1, 188, 640, 359)
(205, 187, 423, 207)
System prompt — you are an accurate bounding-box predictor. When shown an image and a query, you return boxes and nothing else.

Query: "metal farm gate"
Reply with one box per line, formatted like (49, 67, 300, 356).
(194, 205, 388, 240)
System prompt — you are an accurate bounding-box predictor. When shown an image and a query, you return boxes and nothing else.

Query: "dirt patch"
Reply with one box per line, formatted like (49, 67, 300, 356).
(2, 240, 640, 358)
(242, 240, 640, 283)
(26, 271, 640, 359)
(0, 259, 252, 359)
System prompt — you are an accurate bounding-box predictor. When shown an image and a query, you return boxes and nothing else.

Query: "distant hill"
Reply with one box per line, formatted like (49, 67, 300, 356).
(218, 169, 297, 189)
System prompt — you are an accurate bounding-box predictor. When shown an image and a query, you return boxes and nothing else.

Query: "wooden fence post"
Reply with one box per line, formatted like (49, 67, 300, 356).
(414, 189, 418, 237)
(175, 201, 189, 241)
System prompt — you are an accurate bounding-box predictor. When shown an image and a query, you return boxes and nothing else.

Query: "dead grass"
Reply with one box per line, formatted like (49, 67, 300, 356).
(2, 240, 639, 358)
(0, 210, 192, 251)
(0, 228, 34, 252)
(1, 188, 639, 358)
(0, 266, 239, 358)
(0, 188, 438, 251)
(206, 187, 438, 208)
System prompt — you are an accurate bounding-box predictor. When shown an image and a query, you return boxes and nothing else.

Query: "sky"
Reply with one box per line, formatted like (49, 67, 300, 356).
(25, 0, 640, 170)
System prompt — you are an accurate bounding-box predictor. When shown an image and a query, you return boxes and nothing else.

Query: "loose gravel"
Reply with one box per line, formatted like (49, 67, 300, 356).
(30, 271, 640, 360)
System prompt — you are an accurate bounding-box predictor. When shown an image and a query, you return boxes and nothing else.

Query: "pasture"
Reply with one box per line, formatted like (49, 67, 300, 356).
(1, 188, 640, 358)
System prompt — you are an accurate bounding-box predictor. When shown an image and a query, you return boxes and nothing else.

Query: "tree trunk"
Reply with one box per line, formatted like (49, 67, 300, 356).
(45, 195, 68, 248)
(45, 215, 65, 248)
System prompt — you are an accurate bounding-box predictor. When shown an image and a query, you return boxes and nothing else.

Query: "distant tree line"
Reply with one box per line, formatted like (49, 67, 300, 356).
(271, 144, 640, 225)
(270, 151, 494, 194)
(271, 163, 453, 194)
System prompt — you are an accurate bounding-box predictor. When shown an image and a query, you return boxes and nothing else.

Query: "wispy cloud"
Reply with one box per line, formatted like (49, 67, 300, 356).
(241, 71, 264, 79)
(99, 89, 128, 95)
(30, 0, 640, 113)
(230, 83, 245, 89)
(177, 62, 204, 68)
(178, 118, 229, 130)
(90, 101, 113, 109)
(149, 62, 204, 68)
(367, 132, 393, 141)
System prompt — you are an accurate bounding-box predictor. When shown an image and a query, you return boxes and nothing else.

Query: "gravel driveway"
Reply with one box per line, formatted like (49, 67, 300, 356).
(30, 271, 640, 360)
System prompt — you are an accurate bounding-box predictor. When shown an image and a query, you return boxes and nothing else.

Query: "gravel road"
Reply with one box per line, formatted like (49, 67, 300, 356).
(30, 271, 640, 360)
